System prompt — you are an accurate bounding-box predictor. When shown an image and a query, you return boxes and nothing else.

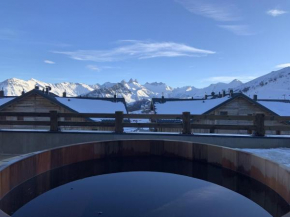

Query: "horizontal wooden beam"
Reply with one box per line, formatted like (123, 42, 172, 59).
(58, 113, 116, 118)
(191, 115, 255, 121)
(58, 122, 115, 127)
(0, 121, 50, 126)
(123, 114, 183, 119)
(123, 123, 182, 128)
(0, 112, 50, 117)
(264, 126, 290, 131)
(190, 124, 256, 130)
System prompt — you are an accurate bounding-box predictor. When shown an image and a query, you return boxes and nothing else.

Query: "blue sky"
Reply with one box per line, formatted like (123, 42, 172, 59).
(0, 0, 289, 87)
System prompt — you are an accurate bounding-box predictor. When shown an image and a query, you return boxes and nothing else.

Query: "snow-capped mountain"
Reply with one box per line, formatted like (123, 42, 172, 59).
(83, 78, 242, 103)
(235, 67, 290, 99)
(1, 67, 290, 103)
(0, 78, 99, 97)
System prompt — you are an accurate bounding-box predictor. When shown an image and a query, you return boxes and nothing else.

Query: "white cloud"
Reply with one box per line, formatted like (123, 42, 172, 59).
(267, 9, 287, 17)
(276, 63, 290, 68)
(44, 60, 55, 64)
(86, 65, 101, 71)
(218, 25, 255, 36)
(53, 40, 215, 62)
(175, 0, 240, 21)
(203, 76, 257, 83)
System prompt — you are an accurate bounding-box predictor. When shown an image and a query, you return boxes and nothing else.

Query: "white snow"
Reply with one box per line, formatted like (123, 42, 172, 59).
(240, 148, 290, 167)
(237, 67, 290, 99)
(56, 97, 127, 114)
(258, 101, 290, 116)
(154, 97, 229, 114)
(0, 97, 15, 106)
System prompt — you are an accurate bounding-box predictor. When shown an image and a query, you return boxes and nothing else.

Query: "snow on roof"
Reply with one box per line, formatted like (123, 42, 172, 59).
(154, 97, 229, 114)
(258, 101, 290, 116)
(56, 97, 127, 114)
(0, 97, 15, 107)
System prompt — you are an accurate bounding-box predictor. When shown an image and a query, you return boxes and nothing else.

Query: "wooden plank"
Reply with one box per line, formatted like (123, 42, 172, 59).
(190, 124, 256, 130)
(0, 121, 50, 126)
(58, 122, 115, 127)
(182, 112, 191, 134)
(265, 126, 290, 131)
(190, 115, 255, 121)
(115, 111, 124, 133)
(123, 114, 183, 119)
(123, 123, 183, 128)
(264, 116, 290, 121)
(50, 111, 59, 132)
(0, 112, 50, 117)
(58, 113, 116, 118)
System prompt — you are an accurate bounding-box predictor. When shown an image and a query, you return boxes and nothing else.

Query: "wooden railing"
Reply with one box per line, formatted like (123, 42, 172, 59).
(0, 111, 290, 136)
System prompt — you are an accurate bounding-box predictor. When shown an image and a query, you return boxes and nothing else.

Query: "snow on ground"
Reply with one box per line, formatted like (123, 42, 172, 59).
(240, 148, 290, 167)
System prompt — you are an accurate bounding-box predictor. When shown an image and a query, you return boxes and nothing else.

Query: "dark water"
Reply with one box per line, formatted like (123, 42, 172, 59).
(1, 157, 289, 217)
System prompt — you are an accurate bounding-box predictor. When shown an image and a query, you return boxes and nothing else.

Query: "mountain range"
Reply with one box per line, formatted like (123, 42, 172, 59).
(0, 67, 290, 104)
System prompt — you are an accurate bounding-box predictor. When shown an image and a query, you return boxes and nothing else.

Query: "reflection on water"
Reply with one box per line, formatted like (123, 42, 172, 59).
(0, 157, 289, 217)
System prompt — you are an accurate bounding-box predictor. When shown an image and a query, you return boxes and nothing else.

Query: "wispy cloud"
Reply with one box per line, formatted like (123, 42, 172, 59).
(276, 63, 290, 68)
(44, 60, 55, 64)
(175, 0, 240, 21)
(0, 29, 17, 40)
(203, 76, 257, 83)
(86, 65, 101, 71)
(53, 40, 215, 62)
(267, 9, 287, 17)
(218, 25, 255, 36)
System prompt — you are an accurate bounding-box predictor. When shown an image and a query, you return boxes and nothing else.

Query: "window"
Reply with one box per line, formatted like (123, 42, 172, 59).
(220, 111, 228, 115)
(17, 116, 24, 121)
(64, 117, 71, 121)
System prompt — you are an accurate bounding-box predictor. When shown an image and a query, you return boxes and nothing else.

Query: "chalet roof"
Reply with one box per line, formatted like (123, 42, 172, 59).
(152, 93, 280, 116)
(0, 89, 128, 115)
(0, 97, 16, 107)
(154, 97, 229, 114)
(257, 101, 290, 116)
(56, 97, 127, 114)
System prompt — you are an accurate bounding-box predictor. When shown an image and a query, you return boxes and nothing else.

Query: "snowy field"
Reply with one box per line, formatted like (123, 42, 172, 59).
(240, 148, 290, 168)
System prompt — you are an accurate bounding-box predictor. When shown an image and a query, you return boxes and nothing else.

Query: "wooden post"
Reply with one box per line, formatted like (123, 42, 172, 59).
(115, 111, 124, 133)
(253, 113, 265, 136)
(182, 112, 191, 134)
(50, 110, 58, 132)
(210, 128, 214, 134)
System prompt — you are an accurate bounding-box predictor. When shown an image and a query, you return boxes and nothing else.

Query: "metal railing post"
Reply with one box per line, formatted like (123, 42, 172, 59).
(50, 111, 59, 132)
(182, 112, 191, 134)
(115, 111, 124, 133)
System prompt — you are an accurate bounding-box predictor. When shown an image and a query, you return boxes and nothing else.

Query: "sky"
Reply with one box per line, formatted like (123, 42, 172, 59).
(0, 0, 290, 88)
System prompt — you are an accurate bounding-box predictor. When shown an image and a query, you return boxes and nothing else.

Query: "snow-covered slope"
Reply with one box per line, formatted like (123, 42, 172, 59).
(236, 67, 290, 99)
(0, 78, 99, 97)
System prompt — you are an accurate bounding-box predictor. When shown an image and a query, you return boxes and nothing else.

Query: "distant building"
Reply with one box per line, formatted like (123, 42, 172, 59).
(0, 88, 128, 131)
(151, 93, 290, 135)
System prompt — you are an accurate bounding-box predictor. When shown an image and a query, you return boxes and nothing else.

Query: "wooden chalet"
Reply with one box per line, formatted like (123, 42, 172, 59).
(0, 88, 128, 131)
(151, 93, 290, 135)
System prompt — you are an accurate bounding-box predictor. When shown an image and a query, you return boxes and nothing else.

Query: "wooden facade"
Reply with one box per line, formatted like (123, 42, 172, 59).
(0, 90, 127, 131)
(152, 94, 290, 135)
